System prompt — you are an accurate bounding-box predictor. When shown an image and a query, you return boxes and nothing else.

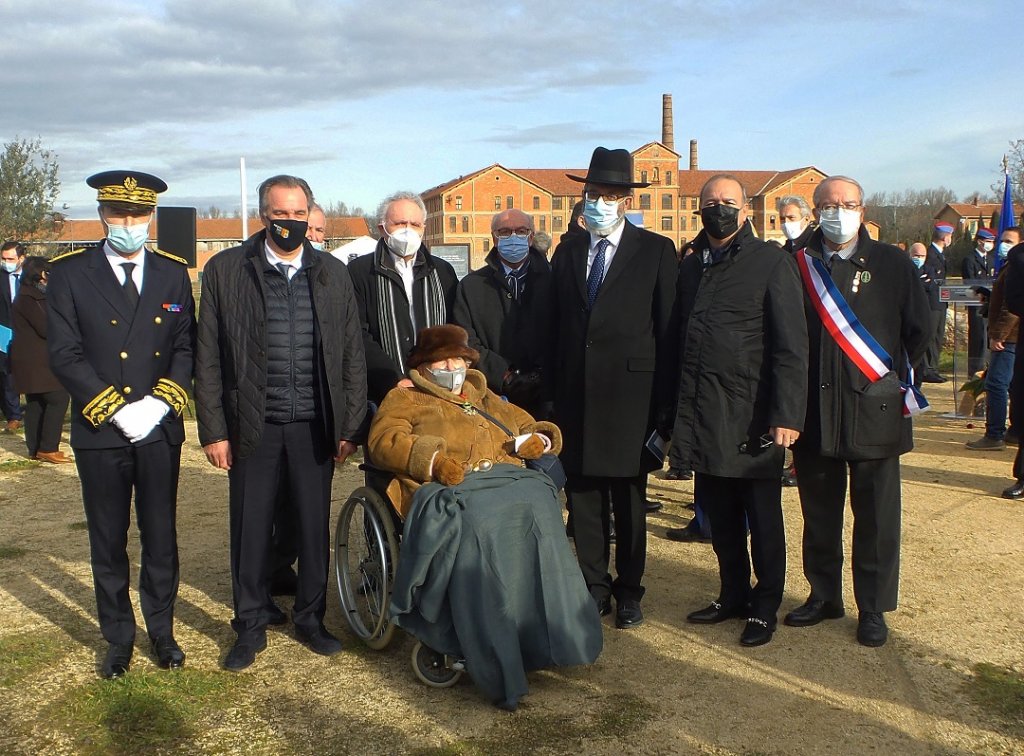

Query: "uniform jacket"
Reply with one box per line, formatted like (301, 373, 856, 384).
(961, 249, 993, 281)
(452, 247, 553, 394)
(9, 284, 64, 394)
(922, 243, 947, 311)
(548, 220, 678, 477)
(795, 227, 931, 460)
(367, 368, 561, 517)
(672, 225, 808, 478)
(194, 231, 367, 458)
(347, 239, 458, 403)
(988, 265, 1020, 344)
(48, 244, 195, 449)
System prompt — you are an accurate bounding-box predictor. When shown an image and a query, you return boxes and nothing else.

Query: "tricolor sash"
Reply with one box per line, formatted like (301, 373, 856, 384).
(795, 249, 928, 416)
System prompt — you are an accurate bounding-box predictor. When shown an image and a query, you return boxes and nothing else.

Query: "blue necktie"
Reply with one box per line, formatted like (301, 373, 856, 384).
(587, 239, 609, 309)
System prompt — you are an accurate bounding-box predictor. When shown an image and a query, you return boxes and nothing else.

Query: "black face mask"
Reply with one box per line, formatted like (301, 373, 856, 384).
(700, 204, 740, 240)
(266, 218, 308, 252)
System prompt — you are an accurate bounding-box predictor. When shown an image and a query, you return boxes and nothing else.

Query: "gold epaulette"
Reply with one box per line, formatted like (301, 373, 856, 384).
(50, 247, 87, 263)
(154, 248, 189, 265)
(152, 378, 189, 416)
(82, 386, 126, 427)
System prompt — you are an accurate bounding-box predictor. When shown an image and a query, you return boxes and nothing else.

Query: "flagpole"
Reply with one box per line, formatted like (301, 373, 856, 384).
(240, 157, 248, 239)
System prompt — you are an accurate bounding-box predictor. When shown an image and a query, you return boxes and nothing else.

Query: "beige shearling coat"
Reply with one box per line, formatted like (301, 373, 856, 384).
(367, 368, 561, 517)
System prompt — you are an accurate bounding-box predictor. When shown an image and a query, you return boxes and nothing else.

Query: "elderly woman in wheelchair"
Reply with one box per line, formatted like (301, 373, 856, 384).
(344, 325, 602, 711)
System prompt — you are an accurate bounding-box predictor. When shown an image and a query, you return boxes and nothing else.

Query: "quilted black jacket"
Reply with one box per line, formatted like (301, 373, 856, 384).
(194, 231, 367, 458)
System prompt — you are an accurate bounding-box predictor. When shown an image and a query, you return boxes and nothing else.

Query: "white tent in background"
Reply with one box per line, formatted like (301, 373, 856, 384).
(329, 235, 377, 264)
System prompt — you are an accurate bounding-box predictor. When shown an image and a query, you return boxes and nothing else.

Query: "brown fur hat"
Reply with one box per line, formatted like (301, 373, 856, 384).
(408, 324, 480, 369)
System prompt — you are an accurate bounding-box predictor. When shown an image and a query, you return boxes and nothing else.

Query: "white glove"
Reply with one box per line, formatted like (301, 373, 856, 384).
(127, 395, 171, 443)
(111, 402, 146, 440)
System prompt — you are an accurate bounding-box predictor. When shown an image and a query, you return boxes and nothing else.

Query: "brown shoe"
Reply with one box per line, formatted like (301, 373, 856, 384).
(6, 420, 22, 432)
(36, 451, 73, 464)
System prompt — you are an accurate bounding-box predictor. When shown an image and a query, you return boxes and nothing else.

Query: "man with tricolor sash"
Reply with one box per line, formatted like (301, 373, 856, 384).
(783, 175, 931, 647)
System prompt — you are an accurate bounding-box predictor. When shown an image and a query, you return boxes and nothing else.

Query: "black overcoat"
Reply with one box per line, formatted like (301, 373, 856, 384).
(672, 225, 808, 479)
(549, 221, 677, 477)
(922, 243, 947, 311)
(10, 284, 64, 394)
(795, 227, 931, 460)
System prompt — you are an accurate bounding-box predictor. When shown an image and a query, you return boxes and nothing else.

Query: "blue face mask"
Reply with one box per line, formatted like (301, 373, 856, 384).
(496, 234, 530, 264)
(582, 198, 624, 233)
(912, 257, 925, 269)
(309, 241, 325, 252)
(107, 222, 150, 254)
(999, 241, 1013, 258)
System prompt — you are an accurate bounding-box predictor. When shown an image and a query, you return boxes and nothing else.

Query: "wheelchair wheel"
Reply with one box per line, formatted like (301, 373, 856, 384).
(334, 486, 399, 650)
(411, 641, 462, 688)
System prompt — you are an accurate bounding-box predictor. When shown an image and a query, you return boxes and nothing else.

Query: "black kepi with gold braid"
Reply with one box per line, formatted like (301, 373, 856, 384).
(87, 170, 167, 208)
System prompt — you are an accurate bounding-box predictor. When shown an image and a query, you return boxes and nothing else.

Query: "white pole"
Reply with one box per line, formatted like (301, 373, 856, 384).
(240, 157, 248, 239)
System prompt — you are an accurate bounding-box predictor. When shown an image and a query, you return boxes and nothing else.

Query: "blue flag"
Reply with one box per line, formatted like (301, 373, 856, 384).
(995, 170, 1015, 273)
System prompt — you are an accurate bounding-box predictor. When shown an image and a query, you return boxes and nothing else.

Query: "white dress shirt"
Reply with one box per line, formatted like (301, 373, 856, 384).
(265, 241, 304, 280)
(586, 219, 627, 283)
(104, 242, 146, 292)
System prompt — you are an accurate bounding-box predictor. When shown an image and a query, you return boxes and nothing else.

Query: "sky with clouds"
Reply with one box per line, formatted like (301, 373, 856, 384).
(4, 0, 1022, 218)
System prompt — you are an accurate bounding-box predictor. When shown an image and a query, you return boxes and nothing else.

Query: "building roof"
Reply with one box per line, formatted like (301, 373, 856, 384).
(632, 141, 681, 158)
(941, 202, 1002, 219)
(513, 168, 587, 198)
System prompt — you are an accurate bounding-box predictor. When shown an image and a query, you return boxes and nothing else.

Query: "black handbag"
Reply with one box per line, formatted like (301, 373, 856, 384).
(468, 404, 567, 491)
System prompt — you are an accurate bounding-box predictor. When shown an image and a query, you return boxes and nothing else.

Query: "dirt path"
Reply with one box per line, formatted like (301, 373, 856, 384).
(0, 393, 1021, 754)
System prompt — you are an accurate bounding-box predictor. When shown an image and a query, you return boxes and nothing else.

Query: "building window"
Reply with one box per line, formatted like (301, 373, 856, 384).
(449, 216, 456, 233)
(641, 170, 648, 184)
(481, 239, 490, 252)
(494, 195, 501, 210)
(462, 216, 469, 232)
(533, 196, 540, 210)
(661, 217, 672, 231)
(692, 214, 700, 228)
(680, 216, 687, 231)
(639, 194, 652, 210)
(554, 215, 563, 230)
(769, 215, 776, 229)
(506, 195, 513, 209)
(553, 197, 563, 210)
(666, 171, 672, 185)
(662, 194, 673, 210)
(455, 195, 462, 210)
(539, 216, 547, 232)
(690, 198, 698, 210)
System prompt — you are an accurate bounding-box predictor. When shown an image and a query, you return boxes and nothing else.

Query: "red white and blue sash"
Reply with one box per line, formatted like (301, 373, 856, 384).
(795, 249, 928, 416)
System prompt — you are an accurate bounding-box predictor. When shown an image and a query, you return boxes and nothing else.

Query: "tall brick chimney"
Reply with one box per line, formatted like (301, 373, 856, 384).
(661, 94, 674, 151)
(689, 139, 698, 171)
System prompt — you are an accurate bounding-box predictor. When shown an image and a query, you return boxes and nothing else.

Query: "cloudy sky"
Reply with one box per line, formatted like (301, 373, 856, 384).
(4, 0, 1022, 218)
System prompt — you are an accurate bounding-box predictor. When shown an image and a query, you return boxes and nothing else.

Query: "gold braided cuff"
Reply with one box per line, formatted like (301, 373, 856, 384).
(153, 378, 189, 416)
(82, 386, 127, 427)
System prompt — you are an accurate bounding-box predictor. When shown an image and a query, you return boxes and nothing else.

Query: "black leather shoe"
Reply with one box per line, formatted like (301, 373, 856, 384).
(665, 524, 711, 543)
(645, 499, 663, 513)
(665, 467, 694, 481)
(857, 611, 888, 647)
(267, 601, 288, 626)
(150, 635, 185, 669)
(687, 601, 746, 624)
(781, 465, 798, 487)
(594, 595, 612, 617)
(101, 642, 134, 679)
(295, 624, 343, 656)
(783, 598, 845, 627)
(740, 618, 775, 647)
(224, 634, 267, 671)
(615, 599, 644, 629)
(1001, 480, 1024, 499)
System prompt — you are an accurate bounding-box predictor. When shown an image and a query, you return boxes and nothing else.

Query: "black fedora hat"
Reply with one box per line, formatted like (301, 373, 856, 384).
(566, 147, 650, 188)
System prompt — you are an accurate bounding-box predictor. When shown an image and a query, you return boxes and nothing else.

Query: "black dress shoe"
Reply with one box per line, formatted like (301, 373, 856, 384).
(665, 467, 694, 481)
(224, 634, 267, 671)
(1001, 480, 1024, 499)
(101, 642, 134, 679)
(687, 601, 746, 624)
(739, 618, 775, 647)
(594, 595, 612, 617)
(922, 372, 947, 384)
(615, 599, 644, 629)
(781, 465, 798, 487)
(665, 524, 711, 543)
(150, 635, 185, 669)
(645, 499, 663, 513)
(295, 624, 343, 656)
(856, 611, 888, 647)
(267, 601, 288, 626)
(783, 598, 845, 627)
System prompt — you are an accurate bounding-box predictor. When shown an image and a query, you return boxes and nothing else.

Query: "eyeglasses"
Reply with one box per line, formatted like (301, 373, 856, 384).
(494, 228, 531, 239)
(584, 191, 628, 203)
(818, 202, 862, 214)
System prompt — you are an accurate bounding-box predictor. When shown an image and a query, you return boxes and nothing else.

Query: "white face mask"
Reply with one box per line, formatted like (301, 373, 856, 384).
(1, 261, 17, 273)
(818, 208, 861, 245)
(107, 221, 150, 254)
(384, 227, 421, 258)
(781, 220, 806, 241)
(979, 241, 994, 253)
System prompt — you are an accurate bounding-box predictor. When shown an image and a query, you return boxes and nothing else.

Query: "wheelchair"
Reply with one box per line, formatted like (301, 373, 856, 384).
(333, 462, 465, 687)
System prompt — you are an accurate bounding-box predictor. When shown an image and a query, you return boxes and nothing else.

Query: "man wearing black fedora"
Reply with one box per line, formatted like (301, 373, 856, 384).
(548, 147, 678, 629)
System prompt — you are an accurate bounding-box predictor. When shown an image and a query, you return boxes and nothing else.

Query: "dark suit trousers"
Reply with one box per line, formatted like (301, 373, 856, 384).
(228, 420, 333, 637)
(567, 474, 645, 602)
(76, 440, 182, 645)
(966, 308, 986, 376)
(927, 308, 946, 373)
(698, 474, 785, 622)
(792, 450, 902, 613)
(24, 390, 69, 456)
(270, 474, 299, 583)
(0, 370, 22, 421)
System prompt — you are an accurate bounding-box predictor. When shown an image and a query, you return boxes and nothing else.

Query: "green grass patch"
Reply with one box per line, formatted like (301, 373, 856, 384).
(413, 692, 656, 755)
(967, 663, 1024, 732)
(0, 630, 70, 687)
(68, 521, 89, 531)
(53, 669, 242, 755)
(0, 544, 28, 559)
(0, 458, 40, 472)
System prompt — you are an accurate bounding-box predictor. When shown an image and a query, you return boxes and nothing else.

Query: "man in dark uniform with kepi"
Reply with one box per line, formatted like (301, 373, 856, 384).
(48, 170, 195, 678)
